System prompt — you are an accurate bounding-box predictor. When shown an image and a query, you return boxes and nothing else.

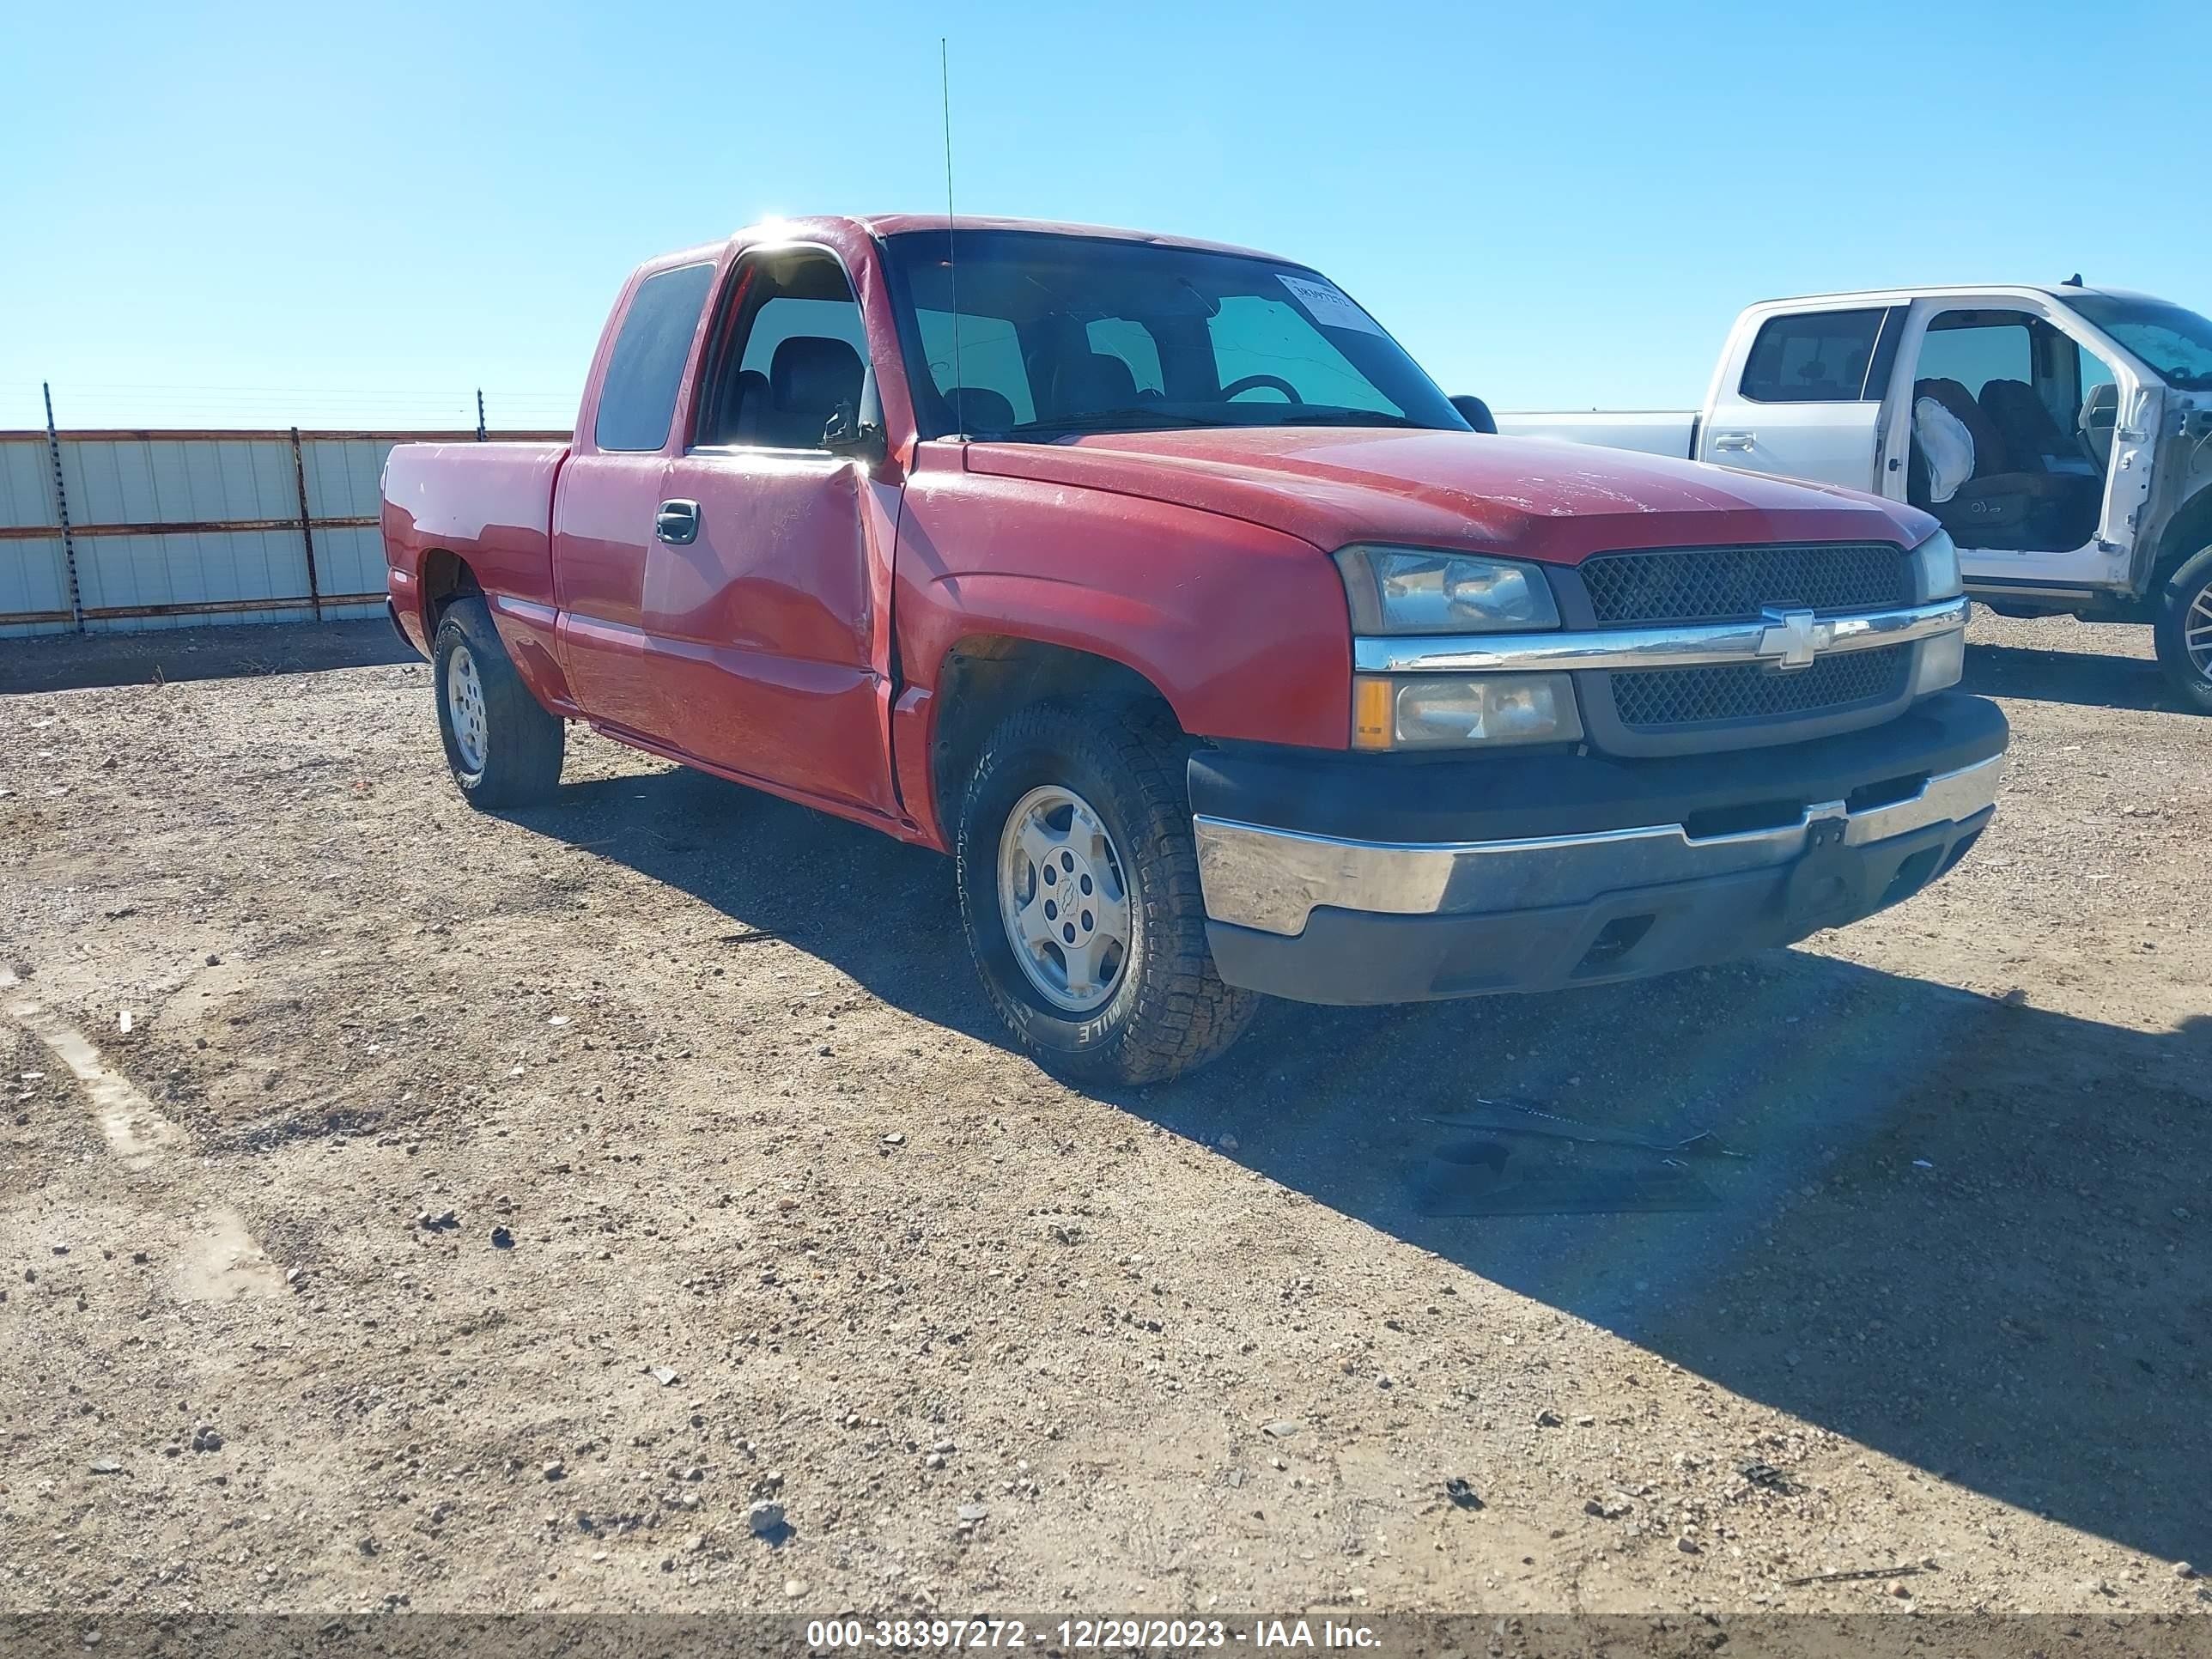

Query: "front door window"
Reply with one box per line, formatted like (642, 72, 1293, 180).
(1907, 309, 2114, 552)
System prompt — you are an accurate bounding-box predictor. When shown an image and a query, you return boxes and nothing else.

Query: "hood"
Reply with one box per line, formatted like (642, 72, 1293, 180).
(963, 427, 1932, 562)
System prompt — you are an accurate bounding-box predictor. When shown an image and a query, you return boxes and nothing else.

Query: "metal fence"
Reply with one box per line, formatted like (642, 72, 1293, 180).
(0, 422, 563, 639)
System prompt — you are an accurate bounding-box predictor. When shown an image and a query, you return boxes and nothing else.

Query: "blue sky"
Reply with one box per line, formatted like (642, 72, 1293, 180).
(3, 0, 2205, 431)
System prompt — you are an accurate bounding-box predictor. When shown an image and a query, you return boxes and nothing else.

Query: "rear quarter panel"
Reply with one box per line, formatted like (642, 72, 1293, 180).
(380, 441, 568, 653)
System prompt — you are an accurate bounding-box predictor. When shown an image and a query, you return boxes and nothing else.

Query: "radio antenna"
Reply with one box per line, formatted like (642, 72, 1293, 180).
(940, 37, 965, 436)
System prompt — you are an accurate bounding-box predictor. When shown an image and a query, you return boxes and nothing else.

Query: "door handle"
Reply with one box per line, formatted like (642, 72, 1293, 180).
(1711, 431, 1755, 452)
(654, 499, 701, 545)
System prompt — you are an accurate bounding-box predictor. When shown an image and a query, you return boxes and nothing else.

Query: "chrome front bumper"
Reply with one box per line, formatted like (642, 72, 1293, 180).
(1194, 752, 2003, 939)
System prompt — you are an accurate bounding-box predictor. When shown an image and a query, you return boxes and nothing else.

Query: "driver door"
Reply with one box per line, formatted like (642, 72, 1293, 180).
(1883, 295, 2154, 591)
(641, 244, 901, 817)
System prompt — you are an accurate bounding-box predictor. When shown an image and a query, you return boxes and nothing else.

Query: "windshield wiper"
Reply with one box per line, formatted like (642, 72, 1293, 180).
(971, 406, 1443, 441)
(1272, 408, 1433, 429)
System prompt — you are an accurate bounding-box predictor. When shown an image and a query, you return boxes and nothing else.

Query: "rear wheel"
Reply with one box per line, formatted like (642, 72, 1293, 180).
(2152, 544, 2212, 714)
(956, 702, 1258, 1085)
(433, 596, 565, 806)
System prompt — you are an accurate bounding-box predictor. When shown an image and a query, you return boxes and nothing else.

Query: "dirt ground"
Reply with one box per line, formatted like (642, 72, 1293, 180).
(1, 610, 2206, 1620)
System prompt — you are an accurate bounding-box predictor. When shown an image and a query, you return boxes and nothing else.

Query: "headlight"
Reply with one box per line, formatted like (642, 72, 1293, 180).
(1911, 529, 1961, 603)
(1352, 672, 1583, 750)
(1334, 545, 1560, 635)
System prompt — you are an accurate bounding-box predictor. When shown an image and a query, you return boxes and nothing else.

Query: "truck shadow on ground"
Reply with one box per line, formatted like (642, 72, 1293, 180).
(1158, 978, 2212, 1576)
(1963, 641, 2175, 714)
(518, 763, 2212, 1574)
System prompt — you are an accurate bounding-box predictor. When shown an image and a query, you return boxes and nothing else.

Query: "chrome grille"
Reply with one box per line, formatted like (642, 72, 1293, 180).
(1612, 645, 1911, 731)
(1583, 543, 1911, 626)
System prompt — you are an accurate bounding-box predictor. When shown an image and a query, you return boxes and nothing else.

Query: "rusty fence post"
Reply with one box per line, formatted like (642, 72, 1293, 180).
(289, 426, 324, 622)
(41, 382, 85, 634)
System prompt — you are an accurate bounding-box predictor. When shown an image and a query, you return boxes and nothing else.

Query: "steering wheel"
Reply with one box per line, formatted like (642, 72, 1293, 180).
(1219, 374, 1304, 404)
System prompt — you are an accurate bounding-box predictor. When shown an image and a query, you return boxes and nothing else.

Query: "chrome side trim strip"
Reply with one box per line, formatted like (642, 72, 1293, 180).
(1352, 596, 1969, 676)
(1194, 752, 2002, 937)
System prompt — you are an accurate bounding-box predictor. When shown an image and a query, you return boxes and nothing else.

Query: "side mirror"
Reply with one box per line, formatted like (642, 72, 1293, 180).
(822, 400, 887, 465)
(1449, 394, 1498, 434)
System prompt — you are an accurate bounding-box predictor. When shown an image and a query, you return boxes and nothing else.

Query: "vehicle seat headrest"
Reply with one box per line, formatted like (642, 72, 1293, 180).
(1978, 378, 2069, 454)
(1044, 350, 1139, 416)
(945, 386, 1016, 433)
(769, 336, 865, 416)
(951, 389, 1017, 435)
(1915, 376, 2007, 475)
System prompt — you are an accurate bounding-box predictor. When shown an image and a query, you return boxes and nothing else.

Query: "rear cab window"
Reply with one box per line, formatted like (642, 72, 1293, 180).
(1738, 307, 1892, 403)
(594, 263, 717, 452)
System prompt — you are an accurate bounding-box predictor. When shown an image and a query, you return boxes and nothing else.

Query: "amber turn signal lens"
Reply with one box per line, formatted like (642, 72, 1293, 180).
(1352, 676, 1395, 750)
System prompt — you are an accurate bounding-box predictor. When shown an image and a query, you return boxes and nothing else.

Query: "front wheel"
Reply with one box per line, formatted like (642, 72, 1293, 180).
(433, 596, 566, 807)
(956, 702, 1258, 1085)
(2152, 544, 2212, 714)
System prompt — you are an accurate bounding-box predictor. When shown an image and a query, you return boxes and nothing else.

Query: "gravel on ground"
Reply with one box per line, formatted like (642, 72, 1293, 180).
(0, 609, 2205, 1617)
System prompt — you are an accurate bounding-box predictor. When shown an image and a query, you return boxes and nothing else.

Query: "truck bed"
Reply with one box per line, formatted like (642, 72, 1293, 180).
(1494, 410, 1698, 460)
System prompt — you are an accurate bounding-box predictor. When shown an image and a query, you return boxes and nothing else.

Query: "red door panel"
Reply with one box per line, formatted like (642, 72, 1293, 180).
(550, 453, 672, 736)
(644, 450, 894, 813)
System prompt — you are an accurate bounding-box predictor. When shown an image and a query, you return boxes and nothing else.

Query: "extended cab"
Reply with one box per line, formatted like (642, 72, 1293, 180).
(1497, 285, 2212, 708)
(382, 216, 2008, 1083)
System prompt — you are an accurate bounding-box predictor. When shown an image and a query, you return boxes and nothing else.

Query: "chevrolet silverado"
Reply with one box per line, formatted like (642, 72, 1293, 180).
(382, 216, 2008, 1083)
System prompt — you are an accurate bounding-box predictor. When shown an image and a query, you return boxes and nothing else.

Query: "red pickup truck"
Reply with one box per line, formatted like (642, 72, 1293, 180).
(381, 215, 2007, 1083)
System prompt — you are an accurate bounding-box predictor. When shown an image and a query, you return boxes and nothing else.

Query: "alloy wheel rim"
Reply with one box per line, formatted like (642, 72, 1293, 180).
(447, 645, 489, 775)
(2188, 580, 2212, 680)
(995, 784, 1133, 1015)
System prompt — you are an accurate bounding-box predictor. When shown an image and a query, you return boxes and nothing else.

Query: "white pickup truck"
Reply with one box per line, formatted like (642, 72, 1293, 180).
(1492, 284, 2212, 708)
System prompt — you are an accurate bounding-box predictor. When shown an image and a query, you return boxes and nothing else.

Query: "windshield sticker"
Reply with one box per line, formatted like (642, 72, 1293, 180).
(1279, 274, 1386, 337)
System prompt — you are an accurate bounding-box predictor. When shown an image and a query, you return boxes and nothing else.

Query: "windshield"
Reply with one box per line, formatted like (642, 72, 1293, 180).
(882, 229, 1468, 440)
(2069, 294, 2212, 390)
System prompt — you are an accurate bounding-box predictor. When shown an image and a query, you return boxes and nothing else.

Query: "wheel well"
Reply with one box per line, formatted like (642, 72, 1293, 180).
(931, 637, 1181, 830)
(2154, 487, 2212, 587)
(418, 550, 482, 632)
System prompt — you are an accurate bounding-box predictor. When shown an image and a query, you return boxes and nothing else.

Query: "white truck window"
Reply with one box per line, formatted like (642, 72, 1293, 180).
(1738, 309, 1887, 404)
(1916, 316, 2033, 399)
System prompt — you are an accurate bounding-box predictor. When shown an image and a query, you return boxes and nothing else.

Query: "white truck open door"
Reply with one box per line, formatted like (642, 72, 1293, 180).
(1879, 294, 2155, 598)
(1692, 302, 1899, 492)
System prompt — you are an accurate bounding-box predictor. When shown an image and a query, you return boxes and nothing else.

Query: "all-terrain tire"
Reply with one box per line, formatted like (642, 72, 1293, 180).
(432, 596, 565, 807)
(2152, 544, 2212, 714)
(956, 701, 1259, 1085)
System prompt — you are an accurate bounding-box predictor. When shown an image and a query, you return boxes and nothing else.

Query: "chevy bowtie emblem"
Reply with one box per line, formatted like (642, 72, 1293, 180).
(1755, 606, 1830, 672)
